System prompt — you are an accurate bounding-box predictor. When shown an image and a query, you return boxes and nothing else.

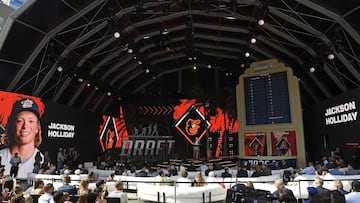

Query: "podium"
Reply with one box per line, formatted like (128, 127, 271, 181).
(193, 143, 200, 160)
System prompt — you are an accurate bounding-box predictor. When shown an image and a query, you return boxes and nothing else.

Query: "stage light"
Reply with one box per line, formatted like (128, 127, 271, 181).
(113, 31, 120, 39)
(309, 67, 315, 73)
(258, 19, 265, 26)
(128, 48, 133, 54)
(145, 68, 150, 73)
(240, 63, 245, 68)
(78, 77, 84, 83)
(161, 28, 169, 35)
(327, 53, 335, 60)
(143, 35, 150, 40)
(250, 37, 257, 44)
(225, 16, 236, 20)
(57, 66, 63, 72)
(133, 55, 137, 60)
(86, 82, 91, 87)
(95, 86, 99, 91)
(193, 64, 197, 70)
(138, 60, 142, 65)
(106, 91, 112, 96)
(244, 52, 250, 58)
(207, 64, 212, 69)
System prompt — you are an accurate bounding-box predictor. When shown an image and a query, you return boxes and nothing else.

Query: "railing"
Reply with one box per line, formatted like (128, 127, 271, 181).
(25, 173, 360, 202)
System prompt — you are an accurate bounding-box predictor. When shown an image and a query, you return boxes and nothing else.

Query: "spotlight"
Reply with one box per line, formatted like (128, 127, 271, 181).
(57, 66, 63, 72)
(145, 68, 150, 73)
(86, 82, 91, 87)
(106, 91, 112, 96)
(78, 77, 84, 83)
(95, 86, 99, 91)
(113, 32, 120, 39)
(133, 55, 137, 60)
(309, 67, 315, 73)
(327, 53, 335, 60)
(138, 60, 142, 65)
(244, 52, 250, 58)
(240, 63, 245, 68)
(128, 48, 133, 54)
(207, 64, 212, 69)
(161, 28, 169, 35)
(258, 19, 265, 26)
(250, 37, 257, 44)
(193, 64, 197, 70)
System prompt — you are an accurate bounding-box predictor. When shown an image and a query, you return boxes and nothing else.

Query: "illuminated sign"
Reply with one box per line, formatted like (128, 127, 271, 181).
(325, 101, 358, 125)
(174, 105, 210, 145)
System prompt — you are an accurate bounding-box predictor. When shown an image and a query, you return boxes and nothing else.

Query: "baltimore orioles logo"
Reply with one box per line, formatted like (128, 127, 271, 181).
(185, 118, 201, 136)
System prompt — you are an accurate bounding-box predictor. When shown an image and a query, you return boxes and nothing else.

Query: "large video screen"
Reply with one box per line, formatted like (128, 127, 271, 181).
(0, 91, 102, 178)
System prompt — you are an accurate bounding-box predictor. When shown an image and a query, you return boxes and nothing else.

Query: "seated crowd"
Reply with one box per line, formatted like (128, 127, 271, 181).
(0, 146, 359, 203)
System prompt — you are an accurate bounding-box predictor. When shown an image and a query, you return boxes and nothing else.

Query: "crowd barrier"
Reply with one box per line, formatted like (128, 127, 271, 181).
(26, 169, 360, 202)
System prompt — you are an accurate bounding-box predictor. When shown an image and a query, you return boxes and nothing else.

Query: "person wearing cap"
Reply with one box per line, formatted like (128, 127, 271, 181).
(0, 98, 44, 179)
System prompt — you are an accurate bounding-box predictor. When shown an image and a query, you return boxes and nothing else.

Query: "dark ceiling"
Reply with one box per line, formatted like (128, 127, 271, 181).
(0, 0, 359, 115)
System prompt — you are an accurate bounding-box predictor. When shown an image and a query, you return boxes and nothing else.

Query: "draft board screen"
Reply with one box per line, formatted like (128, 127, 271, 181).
(244, 71, 291, 125)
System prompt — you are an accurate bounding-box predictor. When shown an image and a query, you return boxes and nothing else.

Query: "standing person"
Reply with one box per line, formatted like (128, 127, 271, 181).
(0, 98, 44, 179)
(108, 180, 128, 203)
(42, 151, 51, 168)
(57, 148, 65, 171)
(193, 137, 200, 160)
(9, 152, 21, 178)
(34, 151, 42, 166)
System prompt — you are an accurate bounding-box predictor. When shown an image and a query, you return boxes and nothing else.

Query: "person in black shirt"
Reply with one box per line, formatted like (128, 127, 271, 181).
(236, 164, 248, 177)
(221, 167, 232, 178)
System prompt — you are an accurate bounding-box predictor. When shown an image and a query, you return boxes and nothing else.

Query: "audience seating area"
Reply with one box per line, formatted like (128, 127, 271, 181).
(137, 182, 227, 203)
(26, 166, 360, 202)
(21, 157, 359, 202)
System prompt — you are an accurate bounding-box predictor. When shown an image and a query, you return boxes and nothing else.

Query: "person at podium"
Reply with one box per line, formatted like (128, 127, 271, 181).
(193, 137, 200, 160)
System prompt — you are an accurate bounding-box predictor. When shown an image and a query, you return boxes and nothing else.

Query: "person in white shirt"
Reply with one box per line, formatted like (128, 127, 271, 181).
(38, 183, 55, 203)
(345, 180, 360, 203)
(107, 180, 128, 203)
(176, 170, 192, 187)
(206, 171, 218, 183)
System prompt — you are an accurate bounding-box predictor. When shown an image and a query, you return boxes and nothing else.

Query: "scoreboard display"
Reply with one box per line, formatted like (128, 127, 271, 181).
(236, 59, 306, 167)
(244, 72, 291, 125)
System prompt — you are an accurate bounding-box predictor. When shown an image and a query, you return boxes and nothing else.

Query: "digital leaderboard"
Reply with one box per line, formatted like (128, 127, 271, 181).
(236, 59, 306, 167)
(244, 71, 291, 125)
